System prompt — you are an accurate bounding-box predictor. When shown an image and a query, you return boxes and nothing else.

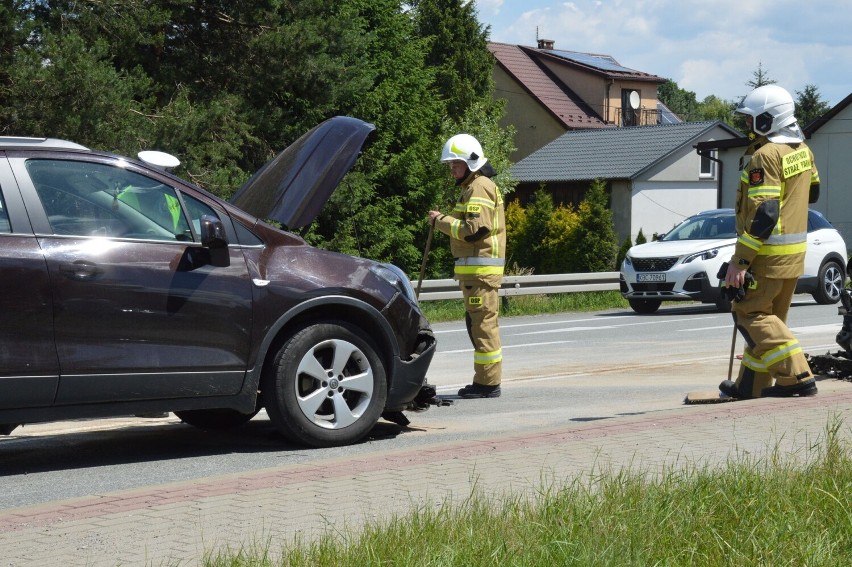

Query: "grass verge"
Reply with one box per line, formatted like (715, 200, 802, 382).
(203, 419, 852, 567)
(420, 290, 629, 323)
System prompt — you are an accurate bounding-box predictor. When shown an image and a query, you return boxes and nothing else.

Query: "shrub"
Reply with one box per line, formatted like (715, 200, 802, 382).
(540, 205, 580, 273)
(568, 179, 618, 272)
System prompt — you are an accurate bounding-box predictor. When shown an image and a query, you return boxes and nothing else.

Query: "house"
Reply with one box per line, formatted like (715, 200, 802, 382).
(511, 120, 744, 243)
(489, 40, 676, 161)
(695, 93, 852, 247)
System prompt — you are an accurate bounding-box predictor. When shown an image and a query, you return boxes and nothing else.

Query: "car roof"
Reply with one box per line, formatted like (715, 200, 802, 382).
(3, 117, 377, 230)
(0, 136, 89, 151)
(693, 208, 734, 216)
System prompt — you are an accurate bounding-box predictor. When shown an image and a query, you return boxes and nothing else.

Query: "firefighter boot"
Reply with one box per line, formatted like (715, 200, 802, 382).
(761, 378, 818, 397)
(458, 383, 502, 399)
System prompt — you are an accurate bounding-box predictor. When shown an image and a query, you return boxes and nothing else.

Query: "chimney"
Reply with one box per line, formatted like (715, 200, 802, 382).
(537, 38, 555, 50)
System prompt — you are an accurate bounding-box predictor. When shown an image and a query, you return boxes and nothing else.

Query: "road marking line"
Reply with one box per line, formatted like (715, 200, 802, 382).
(440, 340, 575, 354)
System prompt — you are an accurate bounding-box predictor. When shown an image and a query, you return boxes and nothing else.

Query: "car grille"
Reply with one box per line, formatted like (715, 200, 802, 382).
(632, 257, 678, 272)
(631, 283, 675, 292)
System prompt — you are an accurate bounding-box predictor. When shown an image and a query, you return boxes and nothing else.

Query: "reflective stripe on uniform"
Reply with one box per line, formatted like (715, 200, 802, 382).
(450, 218, 462, 240)
(761, 339, 803, 368)
(455, 258, 505, 275)
(455, 257, 505, 266)
(490, 193, 502, 259)
(764, 231, 806, 245)
(474, 349, 502, 365)
(756, 242, 807, 256)
(737, 232, 762, 252)
(741, 352, 767, 372)
(747, 186, 781, 198)
(455, 265, 504, 276)
(739, 230, 807, 256)
(468, 196, 496, 209)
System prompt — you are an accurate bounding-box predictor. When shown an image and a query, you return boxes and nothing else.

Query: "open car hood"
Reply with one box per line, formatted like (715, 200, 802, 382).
(230, 116, 375, 229)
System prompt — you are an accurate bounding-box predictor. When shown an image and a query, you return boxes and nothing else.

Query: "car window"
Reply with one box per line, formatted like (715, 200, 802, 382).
(233, 220, 264, 246)
(808, 209, 834, 232)
(26, 159, 188, 241)
(180, 192, 222, 237)
(0, 189, 10, 233)
(663, 214, 736, 241)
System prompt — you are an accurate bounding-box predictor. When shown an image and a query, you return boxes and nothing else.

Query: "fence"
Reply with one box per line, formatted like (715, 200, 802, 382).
(413, 272, 621, 301)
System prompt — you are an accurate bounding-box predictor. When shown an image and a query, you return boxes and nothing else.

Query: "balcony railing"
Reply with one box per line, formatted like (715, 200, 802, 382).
(609, 107, 662, 127)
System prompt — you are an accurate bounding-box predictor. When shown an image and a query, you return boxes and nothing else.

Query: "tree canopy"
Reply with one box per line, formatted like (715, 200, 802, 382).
(0, 0, 513, 277)
(658, 62, 834, 133)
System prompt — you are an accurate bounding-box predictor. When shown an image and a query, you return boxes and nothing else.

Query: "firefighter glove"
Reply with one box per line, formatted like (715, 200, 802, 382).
(717, 262, 755, 303)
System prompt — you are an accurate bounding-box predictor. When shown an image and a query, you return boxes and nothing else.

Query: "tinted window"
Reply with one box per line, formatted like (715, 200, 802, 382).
(234, 220, 263, 246)
(26, 159, 189, 240)
(663, 213, 736, 241)
(808, 209, 834, 232)
(181, 192, 222, 237)
(0, 189, 9, 233)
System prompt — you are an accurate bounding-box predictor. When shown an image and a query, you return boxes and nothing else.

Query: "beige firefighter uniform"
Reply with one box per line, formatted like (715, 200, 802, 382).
(729, 139, 820, 398)
(433, 170, 506, 386)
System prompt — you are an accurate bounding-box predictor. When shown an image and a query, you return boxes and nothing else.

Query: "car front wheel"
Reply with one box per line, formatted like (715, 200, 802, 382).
(813, 260, 845, 304)
(628, 298, 661, 314)
(263, 321, 387, 448)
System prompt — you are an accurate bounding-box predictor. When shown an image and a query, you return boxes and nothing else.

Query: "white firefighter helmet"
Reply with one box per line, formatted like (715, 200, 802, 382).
(735, 85, 803, 143)
(441, 134, 488, 172)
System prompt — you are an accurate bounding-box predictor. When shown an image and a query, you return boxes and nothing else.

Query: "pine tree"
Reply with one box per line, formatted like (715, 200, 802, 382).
(569, 179, 618, 273)
(746, 61, 776, 89)
(411, 0, 494, 121)
(795, 84, 831, 128)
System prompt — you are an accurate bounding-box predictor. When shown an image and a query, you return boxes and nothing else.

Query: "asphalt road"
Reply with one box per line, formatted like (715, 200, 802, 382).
(0, 296, 845, 510)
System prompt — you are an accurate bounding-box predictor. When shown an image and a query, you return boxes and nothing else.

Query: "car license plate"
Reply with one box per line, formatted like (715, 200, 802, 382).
(637, 273, 666, 282)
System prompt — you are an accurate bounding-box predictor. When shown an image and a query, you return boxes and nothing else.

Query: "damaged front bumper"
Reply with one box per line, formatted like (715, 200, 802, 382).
(806, 288, 852, 380)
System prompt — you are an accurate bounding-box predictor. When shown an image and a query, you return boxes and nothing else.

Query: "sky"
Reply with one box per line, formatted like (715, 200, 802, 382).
(476, 0, 852, 107)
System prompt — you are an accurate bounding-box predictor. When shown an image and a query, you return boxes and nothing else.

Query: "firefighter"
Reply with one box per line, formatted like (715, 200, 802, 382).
(429, 134, 506, 398)
(719, 85, 820, 399)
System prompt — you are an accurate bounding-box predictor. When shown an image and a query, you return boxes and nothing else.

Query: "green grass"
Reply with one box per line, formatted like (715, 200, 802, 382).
(203, 420, 852, 567)
(420, 290, 629, 323)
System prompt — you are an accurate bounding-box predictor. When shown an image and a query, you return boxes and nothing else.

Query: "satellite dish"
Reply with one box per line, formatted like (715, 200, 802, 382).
(629, 90, 641, 110)
(138, 150, 181, 171)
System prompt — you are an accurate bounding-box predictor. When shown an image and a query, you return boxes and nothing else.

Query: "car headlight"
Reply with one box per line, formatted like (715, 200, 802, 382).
(683, 248, 719, 264)
(371, 263, 418, 304)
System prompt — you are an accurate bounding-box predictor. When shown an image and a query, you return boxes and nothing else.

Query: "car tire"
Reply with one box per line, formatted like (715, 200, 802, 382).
(628, 298, 661, 314)
(175, 408, 259, 430)
(262, 321, 387, 448)
(812, 260, 845, 304)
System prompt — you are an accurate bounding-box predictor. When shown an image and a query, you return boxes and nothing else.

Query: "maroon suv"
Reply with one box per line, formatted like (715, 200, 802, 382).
(0, 117, 436, 447)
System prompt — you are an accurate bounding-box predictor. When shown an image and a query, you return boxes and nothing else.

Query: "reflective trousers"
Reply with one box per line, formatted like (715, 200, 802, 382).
(732, 276, 813, 398)
(461, 281, 502, 386)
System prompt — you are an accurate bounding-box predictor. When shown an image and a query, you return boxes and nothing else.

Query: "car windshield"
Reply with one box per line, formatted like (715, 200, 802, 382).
(662, 213, 736, 241)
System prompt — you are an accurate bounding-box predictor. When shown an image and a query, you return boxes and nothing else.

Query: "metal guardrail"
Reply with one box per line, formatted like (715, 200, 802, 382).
(413, 272, 621, 301)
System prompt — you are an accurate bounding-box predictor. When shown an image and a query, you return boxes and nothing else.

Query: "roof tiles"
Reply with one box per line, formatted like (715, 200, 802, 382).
(512, 121, 735, 182)
(489, 42, 607, 129)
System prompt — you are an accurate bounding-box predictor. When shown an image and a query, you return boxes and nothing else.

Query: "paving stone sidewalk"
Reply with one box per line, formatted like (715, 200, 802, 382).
(2, 383, 851, 566)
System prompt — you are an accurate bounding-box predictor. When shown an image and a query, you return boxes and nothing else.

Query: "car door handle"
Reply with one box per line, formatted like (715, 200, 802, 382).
(59, 261, 103, 280)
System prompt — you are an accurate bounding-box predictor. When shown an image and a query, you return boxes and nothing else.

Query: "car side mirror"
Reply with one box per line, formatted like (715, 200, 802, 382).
(200, 215, 230, 267)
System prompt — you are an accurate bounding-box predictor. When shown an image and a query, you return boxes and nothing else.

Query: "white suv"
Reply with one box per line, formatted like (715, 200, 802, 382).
(620, 208, 848, 314)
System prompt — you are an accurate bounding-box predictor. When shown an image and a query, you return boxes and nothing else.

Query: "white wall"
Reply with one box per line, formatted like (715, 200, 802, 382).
(806, 103, 852, 249)
(630, 181, 718, 241)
